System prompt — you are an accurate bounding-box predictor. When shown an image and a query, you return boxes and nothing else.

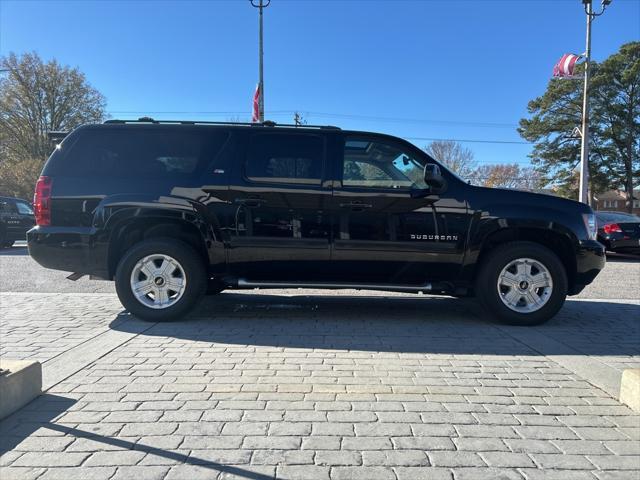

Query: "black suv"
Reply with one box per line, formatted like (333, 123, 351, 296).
(27, 120, 605, 325)
(1, 196, 35, 248)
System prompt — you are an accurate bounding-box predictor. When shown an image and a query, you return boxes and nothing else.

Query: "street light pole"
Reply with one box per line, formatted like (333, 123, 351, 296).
(578, 1, 592, 205)
(250, 0, 270, 123)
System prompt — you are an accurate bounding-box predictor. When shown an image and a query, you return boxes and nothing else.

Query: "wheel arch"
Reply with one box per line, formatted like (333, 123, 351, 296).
(471, 225, 578, 293)
(106, 216, 211, 279)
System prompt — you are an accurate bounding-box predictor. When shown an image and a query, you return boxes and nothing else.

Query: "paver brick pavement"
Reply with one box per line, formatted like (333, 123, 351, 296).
(0, 291, 638, 479)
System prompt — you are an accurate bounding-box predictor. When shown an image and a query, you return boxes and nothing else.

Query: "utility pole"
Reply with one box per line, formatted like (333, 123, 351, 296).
(293, 112, 306, 126)
(250, 0, 270, 122)
(578, 0, 612, 205)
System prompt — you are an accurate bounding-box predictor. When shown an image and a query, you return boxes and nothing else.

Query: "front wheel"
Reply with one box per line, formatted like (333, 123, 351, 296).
(476, 242, 568, 326)
(115, 238, 206, 322)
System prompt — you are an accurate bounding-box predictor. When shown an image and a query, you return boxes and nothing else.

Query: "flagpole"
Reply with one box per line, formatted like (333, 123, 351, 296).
(251, 0, 270, 123)
(577, 0, 612, 205)
(578, 0, 592, 205)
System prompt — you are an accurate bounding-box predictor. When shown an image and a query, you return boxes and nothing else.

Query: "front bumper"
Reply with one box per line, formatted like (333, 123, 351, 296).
(27, 226, 109, 278)
(569, 239, 606, 295)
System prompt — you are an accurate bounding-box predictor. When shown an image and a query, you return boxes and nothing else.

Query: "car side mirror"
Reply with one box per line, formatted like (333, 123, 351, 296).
(424, 164, 446, 193)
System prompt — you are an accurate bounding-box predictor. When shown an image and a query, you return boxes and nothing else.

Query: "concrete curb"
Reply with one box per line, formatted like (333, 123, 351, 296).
(619, 369, 640, 412)
(0, 359, 42, 420)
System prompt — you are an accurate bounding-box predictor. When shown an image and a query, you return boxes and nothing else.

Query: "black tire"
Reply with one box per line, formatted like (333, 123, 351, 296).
(476, 241, 568, 326)
(115, 238, 206, 322)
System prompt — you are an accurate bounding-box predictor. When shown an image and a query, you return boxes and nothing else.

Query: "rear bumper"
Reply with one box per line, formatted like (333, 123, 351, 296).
(609, 237, 640, 253)
(569, 239, 606, 295)
(27, 226, 109, 278)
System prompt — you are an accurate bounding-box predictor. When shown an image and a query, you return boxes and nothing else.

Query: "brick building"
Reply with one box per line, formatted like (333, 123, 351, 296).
(594, 188, 640, 215)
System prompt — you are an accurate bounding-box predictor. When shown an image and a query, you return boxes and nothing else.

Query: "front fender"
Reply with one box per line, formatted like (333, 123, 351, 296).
(460, 204, 584, 284)
(470, 204, 583, 251)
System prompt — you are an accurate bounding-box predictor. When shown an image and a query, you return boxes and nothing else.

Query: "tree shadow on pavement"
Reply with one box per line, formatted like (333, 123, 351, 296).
(0, 394, 273, 480)
(110, 293, 640, 357)
(0, 394, 77, 455)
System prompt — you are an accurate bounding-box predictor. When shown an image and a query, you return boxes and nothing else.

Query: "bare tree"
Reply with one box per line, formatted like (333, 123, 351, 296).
(0, 52, 107, 198)
(424, 140, 477, 180)
(472, 163, 544, 191)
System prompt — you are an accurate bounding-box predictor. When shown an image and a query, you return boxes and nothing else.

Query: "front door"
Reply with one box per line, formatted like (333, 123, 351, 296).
(14, 200, 35, 235)
(226, 131, 332, 281)
(331, 135, 468, 285)
(1, 199, 24, 243)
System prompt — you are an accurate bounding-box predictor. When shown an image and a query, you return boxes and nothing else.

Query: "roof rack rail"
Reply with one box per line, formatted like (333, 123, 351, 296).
(103, 117, 341, 130)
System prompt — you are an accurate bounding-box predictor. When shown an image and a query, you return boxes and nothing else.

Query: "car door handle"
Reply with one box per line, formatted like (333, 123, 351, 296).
(235, 198, 267, 207)
(340, 202, 373, 210)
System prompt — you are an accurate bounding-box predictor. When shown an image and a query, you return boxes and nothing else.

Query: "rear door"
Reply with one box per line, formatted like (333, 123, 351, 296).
(331, 134, 469, 284)
(226, 130, 332, 281)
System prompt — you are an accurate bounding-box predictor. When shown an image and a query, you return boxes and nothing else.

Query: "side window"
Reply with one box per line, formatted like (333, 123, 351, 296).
(342, 138, 427, 189)
(16, 202, 33, 215)
(0, 201, 17, 214)
(60, 129, 228, 178)
(245, 133, 324, 185)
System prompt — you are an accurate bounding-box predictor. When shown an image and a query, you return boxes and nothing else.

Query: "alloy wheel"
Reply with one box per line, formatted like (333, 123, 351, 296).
(496, 257, 553, 313)
(129, 254, 187, 309)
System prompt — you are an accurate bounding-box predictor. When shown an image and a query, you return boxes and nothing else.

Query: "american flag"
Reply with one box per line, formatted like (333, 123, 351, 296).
(251, 83, 261, 123)
(553, 53, 582, 78)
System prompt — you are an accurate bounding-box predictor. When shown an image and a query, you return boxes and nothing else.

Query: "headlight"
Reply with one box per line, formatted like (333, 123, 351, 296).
(582, 213, 597, 240)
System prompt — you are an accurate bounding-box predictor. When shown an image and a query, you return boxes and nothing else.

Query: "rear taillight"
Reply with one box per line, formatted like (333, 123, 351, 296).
(603, 223, 622, 234)
(34, 176, 52, 226)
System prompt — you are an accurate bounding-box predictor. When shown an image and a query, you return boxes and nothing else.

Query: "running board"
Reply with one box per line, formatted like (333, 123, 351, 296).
(235, 279, 446, 294)
(66, 272, 85, 281)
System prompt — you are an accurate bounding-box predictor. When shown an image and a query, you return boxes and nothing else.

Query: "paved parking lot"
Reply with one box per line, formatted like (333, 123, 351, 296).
(0, 246, 639, 480)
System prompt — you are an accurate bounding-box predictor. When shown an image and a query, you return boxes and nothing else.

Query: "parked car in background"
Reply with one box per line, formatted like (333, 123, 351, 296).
(0, 196, 35, 248)
(27, 119, 605, 325)
(595, 211, 640, 255)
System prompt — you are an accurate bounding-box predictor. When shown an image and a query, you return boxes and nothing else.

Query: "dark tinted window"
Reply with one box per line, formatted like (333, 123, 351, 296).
(58, 128, 228, 178)
(0, 200, 16, 214)
(245, 133, 324, 184)
(596, 212, 640, 224)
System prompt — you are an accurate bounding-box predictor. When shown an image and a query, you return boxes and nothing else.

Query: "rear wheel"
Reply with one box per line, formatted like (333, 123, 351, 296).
(115, 238, 206, 322)
(476, 242, 568, 326)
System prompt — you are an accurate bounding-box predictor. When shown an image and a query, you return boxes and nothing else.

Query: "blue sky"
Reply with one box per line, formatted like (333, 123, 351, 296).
(1, 0, 638, 166)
